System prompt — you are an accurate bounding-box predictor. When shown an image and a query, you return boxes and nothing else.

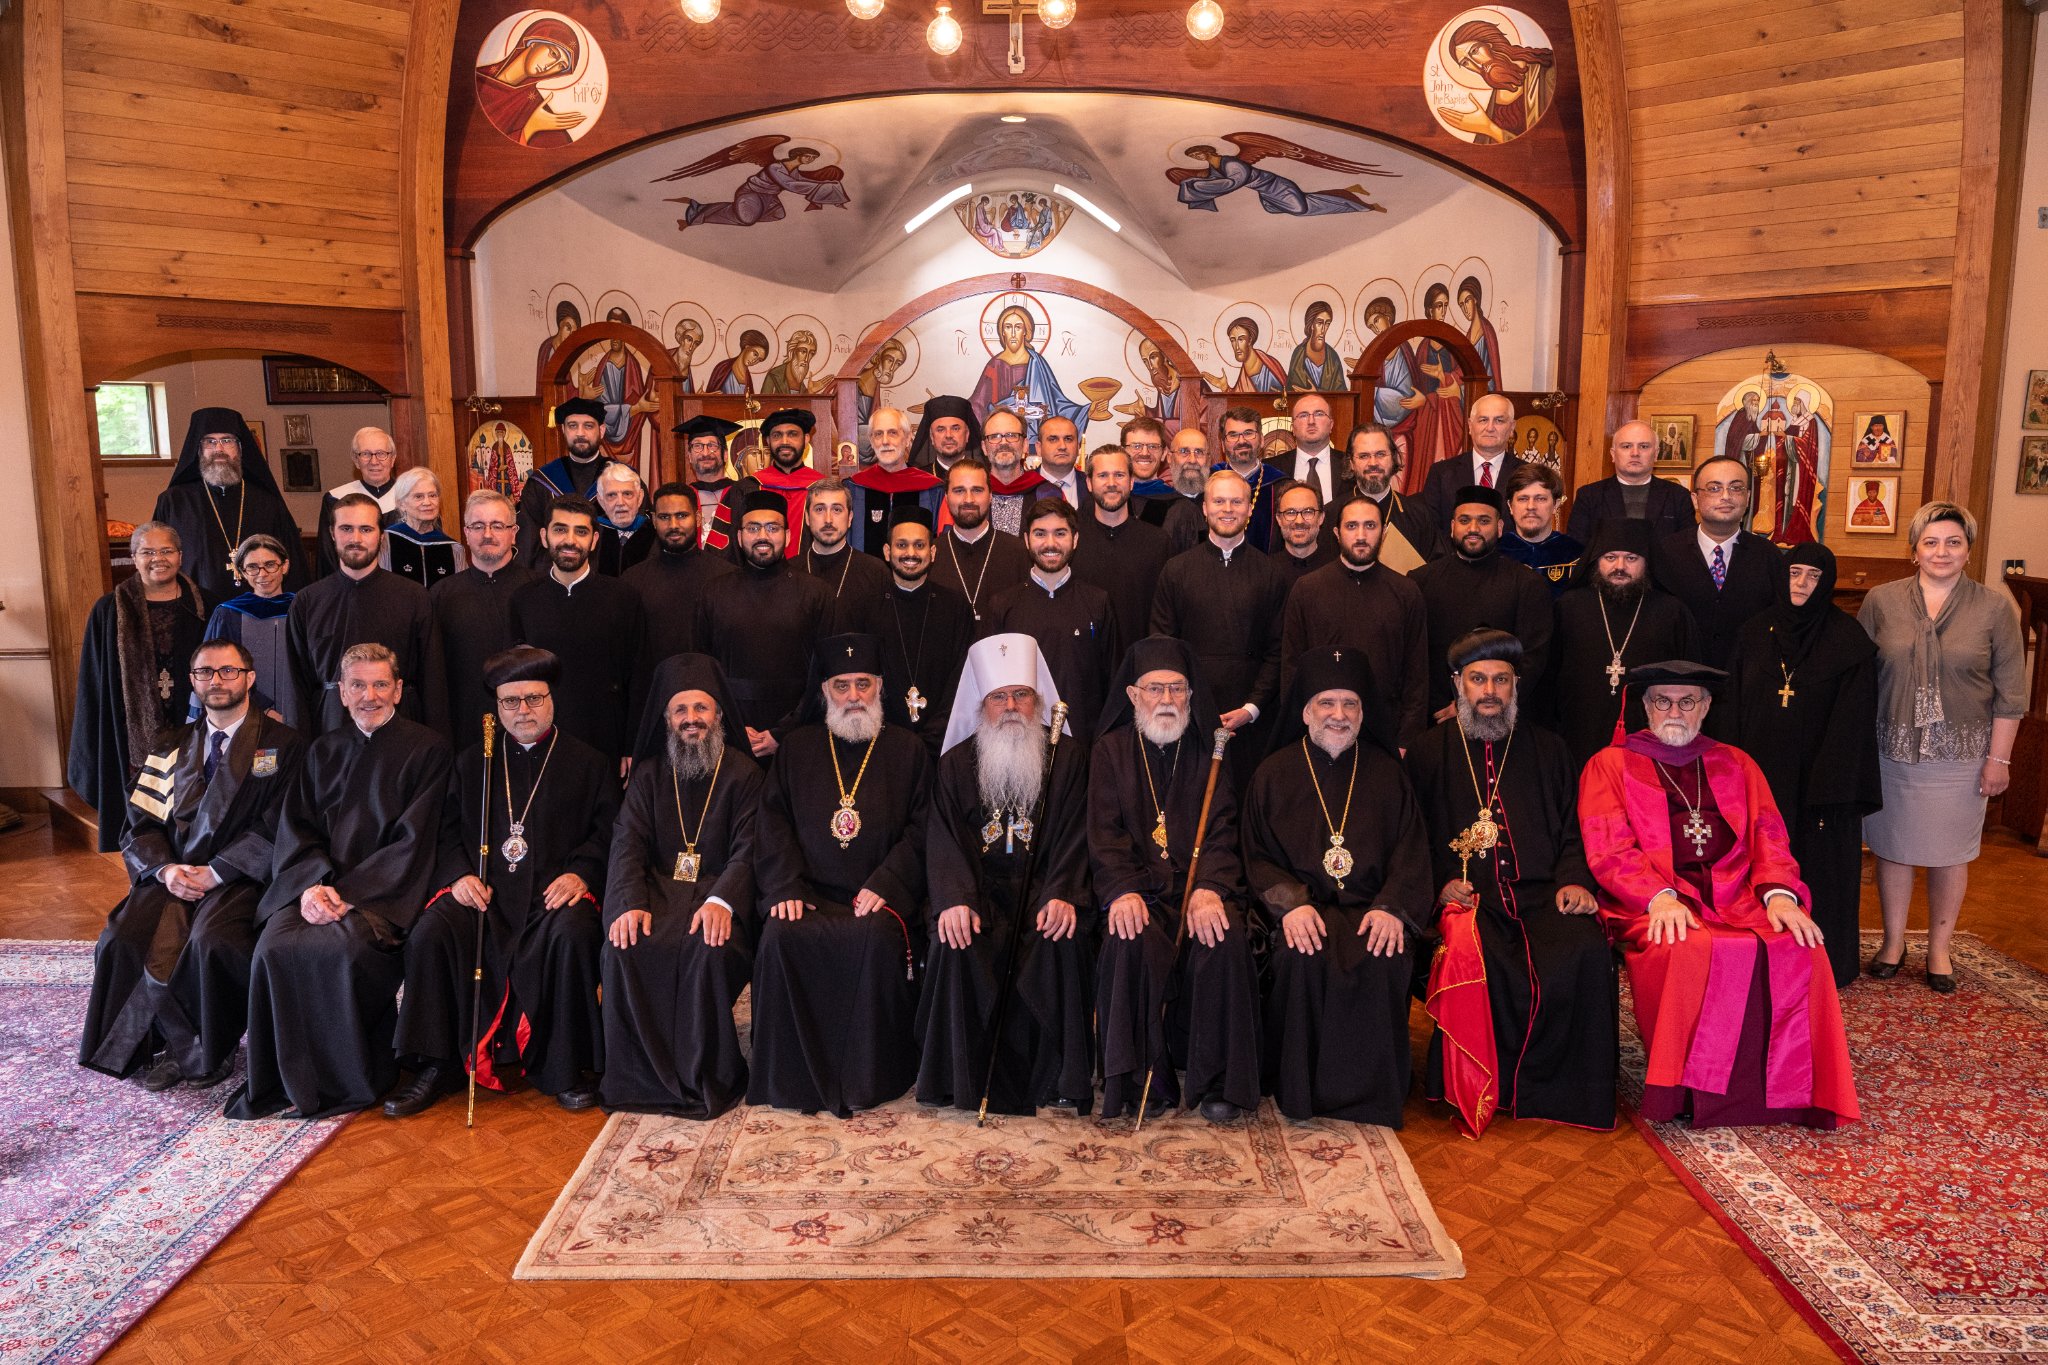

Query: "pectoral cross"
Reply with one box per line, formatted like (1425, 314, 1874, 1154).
(1605, 653, 1625, 694)
(905, 686, 927, 722)
(227, 557, 242, 586)
(1682, 809, 1712, 857)
(1777, 679, 1796, 708)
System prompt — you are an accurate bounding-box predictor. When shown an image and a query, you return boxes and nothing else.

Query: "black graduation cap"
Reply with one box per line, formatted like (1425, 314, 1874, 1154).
(1452, 484, 1504, 514)
(760, 408, 815, 437)
(554, 397, 605, 425)
(739, 489, 788, 520)
(1623, 659, 1727, 691)
(631, 651, 752, 760)
(673, 414, 742, 444)
(482, 644, 560, 692)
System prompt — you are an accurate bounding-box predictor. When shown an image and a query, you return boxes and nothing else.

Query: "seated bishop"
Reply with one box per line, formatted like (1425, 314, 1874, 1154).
(601, 654, 764, 1118)
(1579, 660, 1859, 1129)
(1407, 629, 1618, 1138)
(747, 633, 931, 1117)
(80, 638, 304, 1091)
(915, 633, 1093, 1116)
(1089, 637, 1262, 1124)
(1245, 647, 1433, 1126)
(228, 644, 453, 1120)
(386, 646, 617, 1118)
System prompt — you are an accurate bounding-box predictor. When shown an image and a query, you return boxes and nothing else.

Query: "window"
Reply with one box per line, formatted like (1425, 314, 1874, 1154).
(95, 381, 170, 458)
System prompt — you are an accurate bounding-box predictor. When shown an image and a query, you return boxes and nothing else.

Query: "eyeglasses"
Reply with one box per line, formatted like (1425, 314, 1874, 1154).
(1276, 509, 1321, 522)
(984, 432, 1024, 445)
(463, 521, 516, 534)
(498, 692, 550, 711)
(1645, 694, 1705, 714)
(240, 560, 285, 575)
(1135, 681, 1190, 700)
(189, 665, 250, 681)
(1696, 482, 1749, 497)
(134, 548, 180, 560)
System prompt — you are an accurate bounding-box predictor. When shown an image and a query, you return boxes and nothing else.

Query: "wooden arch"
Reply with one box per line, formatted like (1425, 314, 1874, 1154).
(540, 319, 684, 484)
(831, 272, 1202, 443)
(1349, 320, 1494, 495)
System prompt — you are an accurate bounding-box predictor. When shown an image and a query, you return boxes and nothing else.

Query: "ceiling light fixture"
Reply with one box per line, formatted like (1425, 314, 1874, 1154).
(679, 0, 720, 21)
(1038, 0, 1075, 29)
(1186, 0, 1224, 40)
(1000, 114, 1028, 123)
(905, 183, 972, 234)
(848, 0, 885, 16)
(1054, 183, 1119, 233)
(927, 1, 963, 53)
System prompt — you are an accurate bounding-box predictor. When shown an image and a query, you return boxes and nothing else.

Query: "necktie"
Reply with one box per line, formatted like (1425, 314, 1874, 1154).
(1479, 459, 1495, 489)
(1709, 544, 1727, 590)
(1305, 455, 1320, 496)
(204, 730, 228, 782)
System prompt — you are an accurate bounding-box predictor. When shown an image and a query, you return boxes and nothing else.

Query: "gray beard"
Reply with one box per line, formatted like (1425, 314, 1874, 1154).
(1355, 474, 1390, 500)
(668, 726, 724, 781)
(1309, 722, 1356, 759)
(1172, 468, 1206, 497)
(1139, 709, 1189, 747)
(1455, 696, 1518, 743)
(202, 466, 242, 489)
(975, 714, 1046, 813)
(826, 698, 882, 744)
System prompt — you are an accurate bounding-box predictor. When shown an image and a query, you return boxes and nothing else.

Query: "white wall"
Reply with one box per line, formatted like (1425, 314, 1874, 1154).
(1987, 12, 2048, 577)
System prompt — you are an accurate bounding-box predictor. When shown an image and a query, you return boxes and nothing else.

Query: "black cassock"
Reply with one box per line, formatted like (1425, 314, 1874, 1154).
(1405, 720, 1618, 1130)
(1150, 543, 1287, 784)
(623, 543, 734, 719)
(1411, 550, 1556, 715)
(695, 560, 834, 736)
(515, 455, 614, 567)
(284, 568, 444, 737)
(1278, 561, 1431, 747)
(595, 518, 655, 577)
(431, 563, 534, 750)
(601, 749, 764, 1117)
(915, 731, 1093, 1114)
(839, 580, 977, 757)
(80, 713, 303, 1079)
(1089, 726, 1262, 1118)
(69, 577, 212, 852)
(1071, 515, 1171, 653)
(930, 528, 1032, 626)
(1545, 587, 1700, 766)
(1245, 739, 1432, 1125)
(508, 571, 642, 761)
(983, 577, 1121, 741)
(1271, 541, 1337, 587)
(799, 544, 893, 633)
(153, 479, 308, 599)
(230, 715, 452, 1119)
(748, 724, 929, 1116)
(394, 728, 617, 1095)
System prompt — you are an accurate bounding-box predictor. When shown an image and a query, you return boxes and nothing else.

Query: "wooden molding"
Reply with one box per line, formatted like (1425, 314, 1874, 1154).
(400, 0, 464, 512)
(1349, 319, 1492, 405)
(1566, 0, 1630, 493)
(74, 294, 410, 393)
(1622, 288, 1956, 392)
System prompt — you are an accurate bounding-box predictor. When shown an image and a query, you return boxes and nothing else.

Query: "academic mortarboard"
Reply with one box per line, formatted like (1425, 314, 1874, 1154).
(760, 408, 816, 437)
(673, 414, 742, 444)
(553, 397, 605, 425)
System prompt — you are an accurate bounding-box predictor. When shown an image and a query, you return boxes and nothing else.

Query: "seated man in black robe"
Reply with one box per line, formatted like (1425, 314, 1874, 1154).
(1090, 637, 1262, 1123)
(1407, 629, 1617, 1138)
(509, 496, 642, 769)
(602, 655, 764, 1118)
(151, 406, 307, 598)
(387, 646, 617, 1117)
(748, 634, 931, 1117)
(1246, 647, 1433, 1126)
(229, 644, 453, 1120)
(916, 634, 1092, 1116)
(80, 638, 304, 1090)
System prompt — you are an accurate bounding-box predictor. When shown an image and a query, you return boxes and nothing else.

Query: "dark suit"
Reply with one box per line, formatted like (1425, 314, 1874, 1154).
(1566, 476, 1697, 543)
(1651, 528, 1783, 669)
(1420, 451, 1535, 532)
(1037, 466, 1093, 521)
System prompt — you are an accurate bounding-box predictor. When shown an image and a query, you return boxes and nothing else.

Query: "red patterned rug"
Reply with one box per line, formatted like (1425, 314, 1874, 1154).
(1625, 932, 2048, 1363)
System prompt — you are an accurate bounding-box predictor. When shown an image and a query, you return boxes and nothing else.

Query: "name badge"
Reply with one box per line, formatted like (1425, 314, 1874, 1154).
(252, 749, 278, 777)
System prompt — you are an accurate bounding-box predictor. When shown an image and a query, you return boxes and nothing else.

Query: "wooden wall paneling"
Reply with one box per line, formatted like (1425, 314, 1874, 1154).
(399, 0, 462, 504)
(72, 295, 408, 394)
(2, 0, 109, 743)
(1622, 288, 1954, 391)
(1567, 0, 1632, 491)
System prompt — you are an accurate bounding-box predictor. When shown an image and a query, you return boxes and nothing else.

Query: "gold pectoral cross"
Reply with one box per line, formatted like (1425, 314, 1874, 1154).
(1777, 679, 1796, 708)
(1682, 809, 1712, 857)
(1605, 654, 1625, 694)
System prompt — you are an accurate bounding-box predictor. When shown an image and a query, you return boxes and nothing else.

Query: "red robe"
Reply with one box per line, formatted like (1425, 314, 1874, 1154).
(1579, 737, 1858, 1126)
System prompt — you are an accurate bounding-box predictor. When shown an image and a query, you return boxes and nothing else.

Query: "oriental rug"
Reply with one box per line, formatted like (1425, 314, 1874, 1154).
(517, 1098, 1462, 1280)
(1624, 932, 2048, 1364)
(0, 940, 347, 1364)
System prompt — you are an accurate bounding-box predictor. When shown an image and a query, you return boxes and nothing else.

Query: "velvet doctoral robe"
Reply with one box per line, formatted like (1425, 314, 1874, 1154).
(747, 724, 930, 1116)
(284, 568, 443, 738)
(1411, 550, 1555, 715)
(508, 571, 642, 761)
(1578, 736, 1859, 1128)
(847, 466, 944, 557)
(1088, 726, 1262, 1119)
(394, 728, 617, 1095)
(1149, 542, 1288, 784)
(601, 748, 764, 1117)
(1278, 561, 1431, 747)
(1406, 720, 1617, 1136)
(915, 728, 1093, 1115)
(230, 715, 453, 1119)
(515, 455, 615, 567)
(694, 559, 835, 737)
(1244, 738, 1433, 1125)
(80, 713, 304, 1080)
(431, 563, 534, 751)
(594, 517, 655, 578)
(983, 576, 1121, 741)
(930, 527, 1032, 625)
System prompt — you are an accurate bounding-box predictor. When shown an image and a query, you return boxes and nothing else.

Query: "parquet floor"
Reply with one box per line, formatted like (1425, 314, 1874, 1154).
(6, 816, 2042, 1363)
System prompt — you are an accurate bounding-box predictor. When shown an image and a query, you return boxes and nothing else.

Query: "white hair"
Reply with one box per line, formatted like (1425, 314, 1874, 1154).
(598, 463, 643, 491)
(392, 466, 439, 503)
(825, 691, 882, 745)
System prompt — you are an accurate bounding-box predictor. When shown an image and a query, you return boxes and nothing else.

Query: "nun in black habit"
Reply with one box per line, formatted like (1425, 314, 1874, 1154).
(150, 407, 308, 599)
(747, 634, 932, 1116)
(1244, 646, 1433, 1126)
(1714, 543, 1881, 987)
(1088, 636, 1263, 1123)
(601, 654, 764, 1118)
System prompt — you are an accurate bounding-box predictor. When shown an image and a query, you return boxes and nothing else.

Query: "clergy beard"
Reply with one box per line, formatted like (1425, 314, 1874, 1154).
(1597, 573, 1647, 607)
(200, 457, 242, 489)
(564, 437, 600, 461)
(1309, 717, 1357, 759)
(667, 725, 725, 781)
(1171, 465, 1206, 497)
(975, 712, 1046, 813)
(1138, 707, 1189, 748)
(1354, 473, 1390, 500)
(1653, 716, 1703, 747)
(1455, 695, 1518, 742)
(826, 696, 882, 744)
(769, 442, 805, 471)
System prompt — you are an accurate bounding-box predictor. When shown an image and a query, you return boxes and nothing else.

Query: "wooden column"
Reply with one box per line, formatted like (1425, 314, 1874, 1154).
(1567, 0, 1633, 494)
(401, 0, 463, 507)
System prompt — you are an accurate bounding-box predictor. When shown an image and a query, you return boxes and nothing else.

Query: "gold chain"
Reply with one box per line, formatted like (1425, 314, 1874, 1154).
(671, 744, 724, 855)
(502, 729, 560, 828)
(1299, 737, 1359, 844)
(205, 479, 246, 576)
(1454, 720, 1515, 821)
(828, 728, 881, 806)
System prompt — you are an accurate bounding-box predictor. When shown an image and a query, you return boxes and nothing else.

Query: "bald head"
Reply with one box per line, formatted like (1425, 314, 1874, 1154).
(1611, 420, 1657, 480)
(1468, 393, 1515, 458)
(350, 426, 397, 488)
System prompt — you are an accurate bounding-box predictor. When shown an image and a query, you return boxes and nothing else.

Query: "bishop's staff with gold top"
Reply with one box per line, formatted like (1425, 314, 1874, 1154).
(1133, 724, 1233, 1136)
(466, 713, 495, 1129)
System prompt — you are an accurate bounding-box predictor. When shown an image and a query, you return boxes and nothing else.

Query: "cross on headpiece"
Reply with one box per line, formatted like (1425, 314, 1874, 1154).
(1333, 650, 1343, 661)
(844, 645, 854, 657)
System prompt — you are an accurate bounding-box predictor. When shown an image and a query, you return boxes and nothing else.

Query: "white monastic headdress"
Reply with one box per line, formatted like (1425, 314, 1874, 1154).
(940, 632, 1068, 753)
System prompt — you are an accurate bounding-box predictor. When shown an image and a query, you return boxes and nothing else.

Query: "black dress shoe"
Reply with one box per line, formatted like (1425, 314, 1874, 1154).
(1925, 969, 1957, 995)
(1198, 1099, 1246, 1124)
(555, 1085, 601, 1112)
(1865, 952, 1905, 980)
(139, 1057, 184, 1092)
(382, 1064, 454, 1118)
(187, 1058, 236, 1089)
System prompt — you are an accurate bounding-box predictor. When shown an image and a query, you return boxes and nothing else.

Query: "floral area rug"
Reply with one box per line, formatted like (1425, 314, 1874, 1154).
(0, 940, 347, 1363)
(518, 1095, 1462, 1280)
(1625, 932, 2048, 1363)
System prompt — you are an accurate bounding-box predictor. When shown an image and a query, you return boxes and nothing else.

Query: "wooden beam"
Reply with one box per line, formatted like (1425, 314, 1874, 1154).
(398, 0, 460, 502)
(1570, 0, 1633, 488)
(1, 0, 109, 747)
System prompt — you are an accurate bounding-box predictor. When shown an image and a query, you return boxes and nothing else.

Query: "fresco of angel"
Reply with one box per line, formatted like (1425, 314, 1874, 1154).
(654, 135, 851, 231)
(1167, 133, 1397, 217)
